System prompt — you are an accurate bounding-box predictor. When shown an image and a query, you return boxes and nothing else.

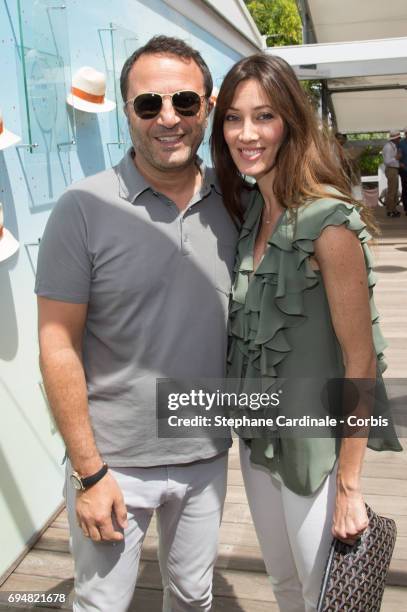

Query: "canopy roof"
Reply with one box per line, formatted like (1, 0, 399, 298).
(163, 0, 263, 56)
(305, 0, 407, 43)
(269, 0, 407, 133)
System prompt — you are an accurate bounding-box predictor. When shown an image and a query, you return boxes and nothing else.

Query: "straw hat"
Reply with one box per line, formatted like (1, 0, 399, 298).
(0, 203, 19, 262)
(210, 86, 219, 106)
(389, 130, 401, 140)
(0, 108, 21, 150)
(66, 66, 116, 113)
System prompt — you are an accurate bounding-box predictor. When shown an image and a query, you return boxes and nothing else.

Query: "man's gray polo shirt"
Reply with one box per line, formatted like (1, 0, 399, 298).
(35, 149, 238, 466)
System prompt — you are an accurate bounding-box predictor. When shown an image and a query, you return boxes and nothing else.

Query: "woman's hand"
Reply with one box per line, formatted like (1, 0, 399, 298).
(332, 483, 369, 545)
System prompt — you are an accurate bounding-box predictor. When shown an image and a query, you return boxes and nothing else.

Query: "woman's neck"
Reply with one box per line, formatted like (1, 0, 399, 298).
(257, 170, 284, 220)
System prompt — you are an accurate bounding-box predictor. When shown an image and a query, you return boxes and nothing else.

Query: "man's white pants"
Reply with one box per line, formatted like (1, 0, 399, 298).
(240, 440, 336, 612)
(65, 453, 228, 612)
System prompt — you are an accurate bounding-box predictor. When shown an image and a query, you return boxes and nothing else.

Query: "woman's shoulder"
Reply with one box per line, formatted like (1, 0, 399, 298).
(299, 186, 353, 217)
(294, 187, 370, 243)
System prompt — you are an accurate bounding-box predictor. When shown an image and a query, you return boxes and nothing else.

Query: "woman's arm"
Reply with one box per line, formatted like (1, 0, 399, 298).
(313, 223, 375, 543)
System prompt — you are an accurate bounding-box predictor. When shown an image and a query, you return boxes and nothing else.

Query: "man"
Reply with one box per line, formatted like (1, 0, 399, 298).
(35, 36, 238, 612)
(334, 131, 347, 147)
(334, 132, 363, 200)
(382, 130, 401, 217)
(398, 127, 407, 215)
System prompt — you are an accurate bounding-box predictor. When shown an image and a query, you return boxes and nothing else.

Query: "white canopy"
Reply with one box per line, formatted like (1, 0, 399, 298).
(305, 0, 407, 43)
(268, 0, 407, 133)
(163, 0, 263, 55)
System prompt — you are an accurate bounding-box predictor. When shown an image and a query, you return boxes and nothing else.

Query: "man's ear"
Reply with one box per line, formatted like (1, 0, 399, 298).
(202, 101, 214, 129)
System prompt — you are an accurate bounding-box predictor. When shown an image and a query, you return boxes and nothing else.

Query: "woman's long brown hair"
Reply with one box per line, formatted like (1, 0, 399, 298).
(210, 53, 377, 234)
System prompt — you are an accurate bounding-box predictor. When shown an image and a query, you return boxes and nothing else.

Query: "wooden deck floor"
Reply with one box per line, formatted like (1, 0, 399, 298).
(1, 205, 406, 611)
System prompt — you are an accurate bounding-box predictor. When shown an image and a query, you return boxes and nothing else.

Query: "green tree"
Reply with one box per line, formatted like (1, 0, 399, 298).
(245, 0, 302, 46)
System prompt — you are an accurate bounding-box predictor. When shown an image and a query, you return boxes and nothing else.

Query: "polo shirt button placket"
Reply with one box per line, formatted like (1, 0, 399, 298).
(180, 216, 190, 255)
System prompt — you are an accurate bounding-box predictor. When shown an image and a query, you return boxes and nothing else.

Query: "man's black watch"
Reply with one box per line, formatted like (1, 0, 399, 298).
(70, 463, 108, 491)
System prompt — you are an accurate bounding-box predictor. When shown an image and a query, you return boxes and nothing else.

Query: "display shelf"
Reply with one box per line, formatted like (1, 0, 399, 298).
(16, 0, 73, 206)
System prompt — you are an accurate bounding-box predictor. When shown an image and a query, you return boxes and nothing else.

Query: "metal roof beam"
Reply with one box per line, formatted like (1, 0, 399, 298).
(267, 37, 407, 80)
(296, 0, 317, 44)
(330, 84, 407, 94)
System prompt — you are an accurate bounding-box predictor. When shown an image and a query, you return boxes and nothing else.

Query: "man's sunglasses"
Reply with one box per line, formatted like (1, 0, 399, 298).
(125, 90, 206, 120)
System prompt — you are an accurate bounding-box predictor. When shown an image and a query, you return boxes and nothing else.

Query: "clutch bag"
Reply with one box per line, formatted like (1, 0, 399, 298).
(317, 504, 397, 611)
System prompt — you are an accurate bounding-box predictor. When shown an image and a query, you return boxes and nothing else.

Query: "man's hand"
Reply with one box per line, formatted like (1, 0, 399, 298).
(76, 472, 128, 542)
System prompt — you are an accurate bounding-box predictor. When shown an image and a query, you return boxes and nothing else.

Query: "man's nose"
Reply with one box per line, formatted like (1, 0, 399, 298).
(157, 97, 181, 128)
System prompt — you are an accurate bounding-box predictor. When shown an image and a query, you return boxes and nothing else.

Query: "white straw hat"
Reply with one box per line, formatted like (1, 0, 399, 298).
(0, 108, 21, 150)
(66, 66, 116, 113)
(0, 203, 19, 262)
(210, 86, 219, 106)
(389, 130, 401, 140)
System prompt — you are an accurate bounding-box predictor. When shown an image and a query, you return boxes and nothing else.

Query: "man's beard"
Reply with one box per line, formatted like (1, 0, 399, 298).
(129, 125, 204, 171)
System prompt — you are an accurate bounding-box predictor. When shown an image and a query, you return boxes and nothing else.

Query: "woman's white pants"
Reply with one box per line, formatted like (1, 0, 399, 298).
(240, 439, 337, 612)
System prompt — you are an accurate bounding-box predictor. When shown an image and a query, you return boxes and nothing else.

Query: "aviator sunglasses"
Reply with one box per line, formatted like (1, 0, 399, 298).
(125, 90, 206, 119)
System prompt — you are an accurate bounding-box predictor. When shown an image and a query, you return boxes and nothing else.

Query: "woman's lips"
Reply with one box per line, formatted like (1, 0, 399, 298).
(238, 147, 264, 161)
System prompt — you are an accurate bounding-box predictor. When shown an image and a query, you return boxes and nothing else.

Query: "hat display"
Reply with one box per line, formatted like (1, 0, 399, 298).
(0, 203, 19, 262)
(210, 86, 219, 106)
(66, 66, 116, 113)
(0, 108, 21, 150)
(389, 130, 401, 140)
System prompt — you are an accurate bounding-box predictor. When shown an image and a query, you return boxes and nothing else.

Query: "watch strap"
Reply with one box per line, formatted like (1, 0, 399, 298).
(81, 463, 108, 489)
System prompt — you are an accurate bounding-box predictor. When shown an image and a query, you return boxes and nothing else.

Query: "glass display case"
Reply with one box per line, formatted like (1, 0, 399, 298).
(99, 23, 138, 164)
(16, 0, 73, 207)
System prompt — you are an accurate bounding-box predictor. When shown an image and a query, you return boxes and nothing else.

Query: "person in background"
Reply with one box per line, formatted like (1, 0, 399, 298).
(334, 132, 363, 201)
(35, 35, 238, 612)
(334, 131, 347, 147)
(382, 130, 401, 218)
(211, 53, 402, 612)
(398, 127, 407, 215)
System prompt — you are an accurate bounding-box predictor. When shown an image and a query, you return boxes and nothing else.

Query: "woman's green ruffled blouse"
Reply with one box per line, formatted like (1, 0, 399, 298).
(228, 190, 402, 496)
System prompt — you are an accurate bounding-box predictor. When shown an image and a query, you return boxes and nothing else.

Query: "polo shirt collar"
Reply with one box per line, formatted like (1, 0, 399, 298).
(117, 147, 222, 203)
(117, 148, 151, 202)
(199, 157, 222, 197)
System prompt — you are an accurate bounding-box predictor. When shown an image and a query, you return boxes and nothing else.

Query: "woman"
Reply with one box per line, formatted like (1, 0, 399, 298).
(211, 54, 402, 611)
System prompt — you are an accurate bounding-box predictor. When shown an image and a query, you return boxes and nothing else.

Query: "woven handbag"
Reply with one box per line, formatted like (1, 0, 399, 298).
(317, 505, 397, 611)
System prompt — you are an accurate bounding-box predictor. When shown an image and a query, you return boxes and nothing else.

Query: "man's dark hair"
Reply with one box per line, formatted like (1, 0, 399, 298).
(120, 35, 213, 102)
(335, 132, 347, 142)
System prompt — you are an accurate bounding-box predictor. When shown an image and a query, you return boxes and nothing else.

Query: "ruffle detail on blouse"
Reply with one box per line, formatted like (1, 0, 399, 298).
(228, 192, 387, 393)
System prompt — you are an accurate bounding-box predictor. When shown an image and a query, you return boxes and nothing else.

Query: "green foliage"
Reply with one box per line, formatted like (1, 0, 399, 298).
(245, 0, 302, 46)
(358, 145, 382, 176)
(348, 134, 385, 176)
(348, 132, 387, 141)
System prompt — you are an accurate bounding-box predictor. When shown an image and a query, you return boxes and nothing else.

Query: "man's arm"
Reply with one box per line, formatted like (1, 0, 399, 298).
(38, 297, 128, 541)
(382, 142, 398, 166)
